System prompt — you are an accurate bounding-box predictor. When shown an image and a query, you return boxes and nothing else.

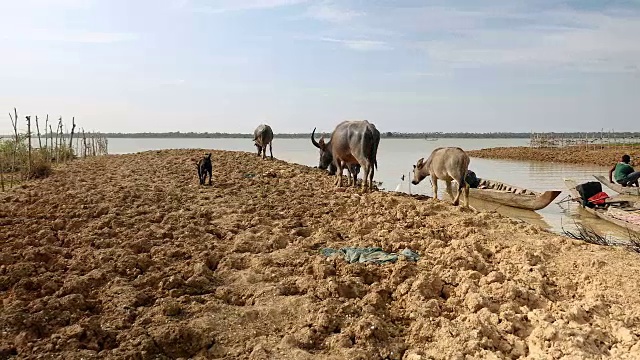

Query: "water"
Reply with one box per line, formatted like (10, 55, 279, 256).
(106, 137, 631, 239)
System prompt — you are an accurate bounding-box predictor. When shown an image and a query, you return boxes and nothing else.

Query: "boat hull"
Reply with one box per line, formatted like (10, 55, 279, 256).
(564, 178, 640, 235)
(466, 178, 561, 210)
(469, 188, 561, 210)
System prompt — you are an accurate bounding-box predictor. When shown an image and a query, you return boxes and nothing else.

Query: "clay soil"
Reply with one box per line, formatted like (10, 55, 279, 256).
(468, 146, 640, 167)
(2, 149, 640, 359)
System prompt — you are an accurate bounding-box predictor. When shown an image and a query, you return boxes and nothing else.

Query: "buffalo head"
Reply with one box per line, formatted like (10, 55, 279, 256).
(411, 158, 428, 185)
(311, 127, 333, 170)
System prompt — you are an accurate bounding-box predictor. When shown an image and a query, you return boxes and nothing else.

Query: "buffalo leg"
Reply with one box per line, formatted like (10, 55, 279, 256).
(445, 180, 453, 199)
(350, 164, 358, 187)
(269, 142, 273, 160)
(262, 146, 266, 160)
(347, 164, 358, 187)
(368, 163, 375, 190)
(337, 161, 345, 187)
(208, 170, 212, 186)
(431, 174, 438, 200)
(346, 165, 354, 186)
(463, 183, 470, 207)
(452, 179, 462, 206)
(361, 164, 370, 191)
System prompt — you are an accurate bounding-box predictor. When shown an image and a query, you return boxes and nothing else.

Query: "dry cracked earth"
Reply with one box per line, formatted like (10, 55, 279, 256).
(2, 149, 640, 359)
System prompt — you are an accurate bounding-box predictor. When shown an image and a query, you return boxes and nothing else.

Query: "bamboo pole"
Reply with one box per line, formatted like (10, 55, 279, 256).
(0, 152, 4, 191)
(49, 124, 54, 160)
(26, 115, 32, 175)
(68, 117, 76, 152)
(9, 108, 18, 183)
(35, 115, 42, 150)
(82, 128, 87, 158)
(92, 133, 97, 156)
(44, 115, 49, 151)
(55, 118, 61, 163)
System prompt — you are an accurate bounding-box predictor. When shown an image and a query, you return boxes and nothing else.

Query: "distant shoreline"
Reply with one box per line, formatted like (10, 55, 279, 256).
(1, 131, 634, 139)
(3, 132, 640, 140)
(468, 145, 640, 167)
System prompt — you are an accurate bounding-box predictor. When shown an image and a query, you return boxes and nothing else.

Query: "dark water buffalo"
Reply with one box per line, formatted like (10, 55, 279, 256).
(311, 120, 380, 190)
(197, 153, 212, 186)
(253, 124, 273, 160)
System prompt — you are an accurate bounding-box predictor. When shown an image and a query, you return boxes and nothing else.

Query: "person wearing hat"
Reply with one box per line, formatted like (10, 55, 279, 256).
(609, 154, 640, 187)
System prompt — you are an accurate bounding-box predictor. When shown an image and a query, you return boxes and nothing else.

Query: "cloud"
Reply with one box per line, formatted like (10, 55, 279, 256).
(186, 0, 308, 14)
(315, 2, 640, 72)
(413, 8, 640, 73)
(319, 37, 390, 51)
(306, 2, 364, 23)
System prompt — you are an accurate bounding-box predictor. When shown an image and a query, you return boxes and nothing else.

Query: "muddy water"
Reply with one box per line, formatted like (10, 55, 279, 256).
(107, 137, 632, 239)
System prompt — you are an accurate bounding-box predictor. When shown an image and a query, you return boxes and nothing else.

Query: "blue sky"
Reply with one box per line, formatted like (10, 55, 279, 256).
(1, 0, 639, 134)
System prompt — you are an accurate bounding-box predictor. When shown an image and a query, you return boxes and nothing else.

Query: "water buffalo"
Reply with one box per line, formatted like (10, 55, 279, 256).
(253, 124, 273, 160)
(197, 153, 212, 186)
(411, 147, 470, 206)
(311, 120, 380, 190)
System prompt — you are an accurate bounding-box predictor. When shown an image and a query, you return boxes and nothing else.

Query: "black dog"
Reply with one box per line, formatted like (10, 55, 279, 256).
(197, 153, 212, 186)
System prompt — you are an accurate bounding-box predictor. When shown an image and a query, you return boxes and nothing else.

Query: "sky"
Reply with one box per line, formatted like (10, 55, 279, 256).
(1, 0, 639, 134)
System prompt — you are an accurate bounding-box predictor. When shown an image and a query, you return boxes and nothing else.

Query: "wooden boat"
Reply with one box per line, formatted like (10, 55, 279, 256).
(468, 178, 561, 210)
(593, 175, 640, 196)
(564, 178, 640, 235)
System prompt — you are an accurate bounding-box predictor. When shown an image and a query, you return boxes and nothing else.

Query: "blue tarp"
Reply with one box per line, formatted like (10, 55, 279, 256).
(320, 247, 419, 264)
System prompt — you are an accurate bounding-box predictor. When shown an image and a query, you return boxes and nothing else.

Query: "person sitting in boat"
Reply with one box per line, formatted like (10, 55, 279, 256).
(609, 154, 640, 187)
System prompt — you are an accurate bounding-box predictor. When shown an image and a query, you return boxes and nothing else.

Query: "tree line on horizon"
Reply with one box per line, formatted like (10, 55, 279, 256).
(92, 131, 640, 139)
(4, 131, 639, 140)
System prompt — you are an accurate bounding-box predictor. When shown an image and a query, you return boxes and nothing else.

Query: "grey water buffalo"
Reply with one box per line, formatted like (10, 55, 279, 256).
(411, 147, 470, 207)
(311, 120, 380, 190)
(253, 124, 273, 160)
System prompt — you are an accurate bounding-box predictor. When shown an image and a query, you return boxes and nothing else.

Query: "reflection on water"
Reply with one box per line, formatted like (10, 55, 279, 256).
(107, 137, 634, 240)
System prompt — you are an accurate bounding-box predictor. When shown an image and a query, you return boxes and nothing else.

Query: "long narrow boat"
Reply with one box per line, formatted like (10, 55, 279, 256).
(564, 178, 640, 235)
(468, 178, 561, 211)
(593, 175, 640, 196)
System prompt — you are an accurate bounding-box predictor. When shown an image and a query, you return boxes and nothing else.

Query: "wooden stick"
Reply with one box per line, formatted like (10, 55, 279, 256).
(9, 108, 19, 183)
(49, 124, 54, 160)
(92, 133, 96, 156)
(44, 115, 48, 150)
(35, 115, 42, 150)
(82, 128, 87, 158)
(68, 117, 76, 152)
(0, 152, 4, 191)
(26, 115, 32, 175)
(55, 118, 60, 163)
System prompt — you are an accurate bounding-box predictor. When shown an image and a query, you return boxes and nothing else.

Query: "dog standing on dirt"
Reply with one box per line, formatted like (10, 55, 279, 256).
(197, 153, 213, 186)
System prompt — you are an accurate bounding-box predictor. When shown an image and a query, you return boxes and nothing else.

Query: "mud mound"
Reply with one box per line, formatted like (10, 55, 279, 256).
(468, 146, 640, 167)
(2, 149, 640, 359)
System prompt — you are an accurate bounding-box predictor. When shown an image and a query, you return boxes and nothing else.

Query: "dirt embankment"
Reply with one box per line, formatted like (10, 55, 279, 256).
(468, 146, 640, 167)
(2, 149, 640, 359)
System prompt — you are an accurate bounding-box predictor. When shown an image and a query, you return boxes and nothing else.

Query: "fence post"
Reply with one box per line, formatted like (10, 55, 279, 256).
(68, 117, 76, 154)
(26, 115, 32, 175)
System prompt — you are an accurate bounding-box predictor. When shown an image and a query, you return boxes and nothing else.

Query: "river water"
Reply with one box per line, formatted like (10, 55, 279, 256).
(106, 137, 630, 239)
